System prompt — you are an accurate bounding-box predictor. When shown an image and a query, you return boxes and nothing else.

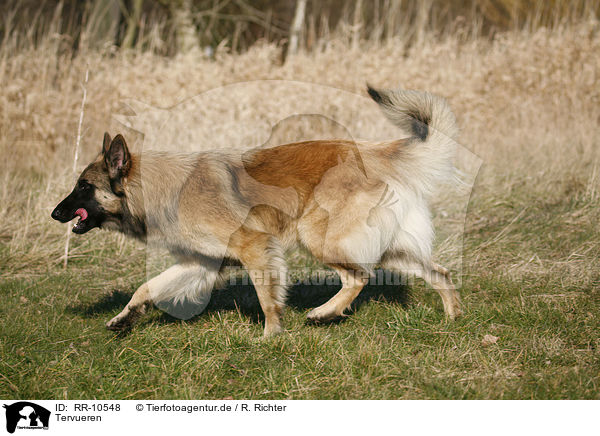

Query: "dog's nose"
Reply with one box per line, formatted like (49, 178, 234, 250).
(51, 208, 62, 221)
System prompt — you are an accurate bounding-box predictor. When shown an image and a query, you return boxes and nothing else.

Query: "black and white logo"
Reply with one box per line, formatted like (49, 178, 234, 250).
(3, 402, 50, 434)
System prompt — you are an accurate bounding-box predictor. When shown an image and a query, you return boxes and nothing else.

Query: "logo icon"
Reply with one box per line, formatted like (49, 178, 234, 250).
(2, 402, 50, 433)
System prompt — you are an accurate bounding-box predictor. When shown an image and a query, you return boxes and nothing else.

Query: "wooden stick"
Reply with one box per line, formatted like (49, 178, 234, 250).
(63, 68, 89, 269)
(288, 0, 307, 57)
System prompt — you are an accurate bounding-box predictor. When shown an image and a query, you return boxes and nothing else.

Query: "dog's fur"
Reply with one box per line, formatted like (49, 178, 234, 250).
(52, 86, 462, 336)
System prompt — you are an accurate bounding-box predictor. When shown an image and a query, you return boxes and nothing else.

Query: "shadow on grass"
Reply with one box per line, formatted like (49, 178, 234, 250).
(68, 271, 410, 329)
(204, 278, 410, 325)
(69, 290, 133, 317)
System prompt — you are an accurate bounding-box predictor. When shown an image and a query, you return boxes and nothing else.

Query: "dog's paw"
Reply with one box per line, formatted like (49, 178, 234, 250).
(262, 324, 284, 338)
(105, 313, 132, 331)
(306, 305, 345, 324)
(448, 305, 464, 320)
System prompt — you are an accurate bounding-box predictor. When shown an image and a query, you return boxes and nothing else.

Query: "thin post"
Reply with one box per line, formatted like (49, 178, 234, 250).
(63, 69, 89, 268)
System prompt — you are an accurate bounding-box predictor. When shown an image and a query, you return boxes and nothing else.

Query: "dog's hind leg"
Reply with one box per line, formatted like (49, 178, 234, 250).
(382, 254, 462, 319)
(422, 262, 462, 319)
(306, 265, 369, 323)
(430, 261, 463, 319)
(229, 229, 288, 337)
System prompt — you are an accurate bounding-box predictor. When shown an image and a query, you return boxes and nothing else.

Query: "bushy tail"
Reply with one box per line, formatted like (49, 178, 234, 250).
(367, 85, 459, 191)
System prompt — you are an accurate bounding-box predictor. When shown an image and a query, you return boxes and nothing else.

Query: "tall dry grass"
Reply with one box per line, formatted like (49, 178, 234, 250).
(0, 9, 598, 287)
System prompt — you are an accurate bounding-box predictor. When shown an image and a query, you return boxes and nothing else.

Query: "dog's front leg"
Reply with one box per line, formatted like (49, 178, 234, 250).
(106, 263, 219, 331)
(229, 231, 288, 337)
(106, 282, 151, 331)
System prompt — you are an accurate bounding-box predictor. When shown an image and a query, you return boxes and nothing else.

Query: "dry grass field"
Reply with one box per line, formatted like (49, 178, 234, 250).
(0, 6, 599, 399)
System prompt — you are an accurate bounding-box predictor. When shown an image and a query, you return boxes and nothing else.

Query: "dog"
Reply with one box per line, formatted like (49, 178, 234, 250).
(51, 86, 462, 337)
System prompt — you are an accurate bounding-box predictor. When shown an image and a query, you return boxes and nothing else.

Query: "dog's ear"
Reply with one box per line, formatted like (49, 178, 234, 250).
(105, 134, 131, 196)
(102, 132, 112, 155)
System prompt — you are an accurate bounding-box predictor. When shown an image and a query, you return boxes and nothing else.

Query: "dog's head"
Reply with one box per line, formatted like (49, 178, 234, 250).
(51, 133, 132, 234)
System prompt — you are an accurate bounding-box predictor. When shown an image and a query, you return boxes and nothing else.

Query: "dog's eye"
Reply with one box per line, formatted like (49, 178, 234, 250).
(78, 181, 90, 191)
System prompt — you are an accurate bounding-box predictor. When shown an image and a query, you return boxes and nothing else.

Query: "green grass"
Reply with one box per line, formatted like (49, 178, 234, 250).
(1, 182, 599, 400)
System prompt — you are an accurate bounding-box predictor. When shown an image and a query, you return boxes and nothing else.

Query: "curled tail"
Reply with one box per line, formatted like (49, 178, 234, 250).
(367, 85, 459, 191)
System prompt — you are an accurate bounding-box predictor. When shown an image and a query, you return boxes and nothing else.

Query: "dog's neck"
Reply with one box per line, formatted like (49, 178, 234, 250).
(120, 151, 199, 241)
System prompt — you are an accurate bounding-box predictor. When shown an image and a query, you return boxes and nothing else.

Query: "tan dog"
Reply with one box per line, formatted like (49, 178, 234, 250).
(51, 86, 462, 337)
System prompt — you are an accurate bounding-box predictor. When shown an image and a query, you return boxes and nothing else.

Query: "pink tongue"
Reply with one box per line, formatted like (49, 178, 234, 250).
(75, 208, 88, 221)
